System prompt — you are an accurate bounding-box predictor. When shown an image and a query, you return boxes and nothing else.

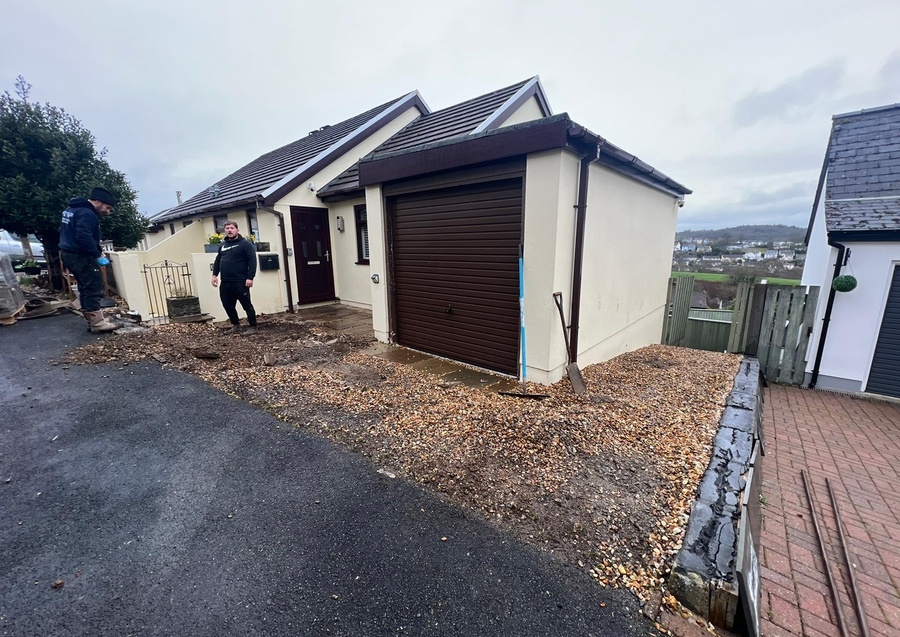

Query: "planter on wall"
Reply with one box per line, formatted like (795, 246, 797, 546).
(166, 295, 201, 318)
(204, 244, 220, 253)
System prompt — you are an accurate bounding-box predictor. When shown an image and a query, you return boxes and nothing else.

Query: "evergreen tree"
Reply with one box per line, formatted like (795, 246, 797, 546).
(0, 76, 147, 286)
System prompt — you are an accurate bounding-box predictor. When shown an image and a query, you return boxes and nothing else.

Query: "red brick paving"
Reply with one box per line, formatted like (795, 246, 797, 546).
(760, 385, 900, 637)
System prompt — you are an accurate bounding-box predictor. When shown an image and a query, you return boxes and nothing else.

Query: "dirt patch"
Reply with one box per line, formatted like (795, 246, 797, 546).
(66, 313, 741, 602)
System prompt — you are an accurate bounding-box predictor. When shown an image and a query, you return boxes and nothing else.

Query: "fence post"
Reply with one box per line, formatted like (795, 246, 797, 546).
(793, 287, 820, 386)
(661, 277, 676, 344)
(727, 281, 753, 353)
(744, 284, 768, 356)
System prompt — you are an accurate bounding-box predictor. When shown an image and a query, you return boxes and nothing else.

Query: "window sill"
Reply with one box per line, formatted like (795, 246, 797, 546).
(355, 260, 370, 266)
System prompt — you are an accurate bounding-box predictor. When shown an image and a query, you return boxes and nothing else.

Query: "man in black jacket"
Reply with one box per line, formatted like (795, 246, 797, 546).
(58, 187, 119, 332)
(211, 220, 258, 335)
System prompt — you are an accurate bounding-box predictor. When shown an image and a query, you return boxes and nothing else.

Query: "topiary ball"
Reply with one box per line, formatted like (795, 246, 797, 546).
(832, 275, 858, 292)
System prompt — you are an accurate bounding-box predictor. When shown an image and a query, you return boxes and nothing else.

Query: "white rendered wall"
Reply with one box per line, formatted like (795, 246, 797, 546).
(811, 243, 900, 390)
(498, 96, 546, 128)
(275, 106, 422, 306)
(576, 163, 680, 370)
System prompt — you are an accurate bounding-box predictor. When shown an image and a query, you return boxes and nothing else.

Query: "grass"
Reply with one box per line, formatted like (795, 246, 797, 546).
(671, 271, 802, 285)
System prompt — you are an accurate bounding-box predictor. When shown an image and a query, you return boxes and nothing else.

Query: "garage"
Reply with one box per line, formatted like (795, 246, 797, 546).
(388, 177, 523, 375)
(866, 264, 900, 398)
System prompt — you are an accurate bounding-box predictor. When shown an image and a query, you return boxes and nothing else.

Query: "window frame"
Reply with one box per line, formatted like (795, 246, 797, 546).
(354, 205, 369, 265)
(246, 209, 260, 241)
(213, 214, 229, 233)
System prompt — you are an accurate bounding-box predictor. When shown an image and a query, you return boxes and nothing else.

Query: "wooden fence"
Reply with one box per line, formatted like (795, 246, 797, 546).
(663, 279, 820, 385)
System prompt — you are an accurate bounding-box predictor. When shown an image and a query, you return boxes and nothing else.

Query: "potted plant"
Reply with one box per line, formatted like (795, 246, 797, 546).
(165, 286, 202, 318)
(205, 233, 223, 253)
(19, 258, 42, 275)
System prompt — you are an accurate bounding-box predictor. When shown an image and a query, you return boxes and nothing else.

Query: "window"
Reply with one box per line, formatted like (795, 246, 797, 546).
(169, 223, 175, 235)
(213, 214, 229, 233)
(355, 205, 369, 264)
(246, 209, 260, 240)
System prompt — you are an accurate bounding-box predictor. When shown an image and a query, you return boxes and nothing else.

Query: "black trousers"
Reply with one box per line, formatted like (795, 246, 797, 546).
(219, 280, 257, 326)
(61, 251, 104, 312)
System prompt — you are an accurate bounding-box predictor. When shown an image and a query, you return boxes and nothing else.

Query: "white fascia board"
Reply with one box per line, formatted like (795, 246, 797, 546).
(470, 76, 553, 135)
(261, 91, 429, 200)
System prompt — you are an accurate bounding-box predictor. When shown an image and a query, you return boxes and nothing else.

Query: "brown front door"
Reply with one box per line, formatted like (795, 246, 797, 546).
(290, 206, 335, 304)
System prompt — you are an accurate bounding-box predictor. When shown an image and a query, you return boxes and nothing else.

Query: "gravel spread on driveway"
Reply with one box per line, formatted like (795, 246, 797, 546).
(67, 314, 740, 603)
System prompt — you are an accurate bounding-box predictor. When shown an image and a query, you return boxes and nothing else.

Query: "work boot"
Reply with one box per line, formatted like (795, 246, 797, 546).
(84, 310, 119, 333)
(224, 324, 242, 335)
(242, 326, 258, 336)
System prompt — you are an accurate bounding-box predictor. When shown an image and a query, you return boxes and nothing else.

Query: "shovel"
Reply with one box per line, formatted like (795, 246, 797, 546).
(552, 292, 587, 395)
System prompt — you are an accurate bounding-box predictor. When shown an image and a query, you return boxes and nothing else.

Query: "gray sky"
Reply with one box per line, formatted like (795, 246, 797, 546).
(2, 0, 898, 230)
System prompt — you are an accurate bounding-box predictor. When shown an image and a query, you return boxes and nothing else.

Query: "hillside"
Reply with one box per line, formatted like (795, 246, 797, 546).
(675, 224, 805, 244)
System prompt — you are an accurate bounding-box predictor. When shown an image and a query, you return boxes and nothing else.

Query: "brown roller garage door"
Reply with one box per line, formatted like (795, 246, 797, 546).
(389, 178, 523, 375)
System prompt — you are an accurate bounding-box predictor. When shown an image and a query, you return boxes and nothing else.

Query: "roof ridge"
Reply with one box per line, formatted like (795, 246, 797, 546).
(416, 77, 533, 119)
(833, 102, 900, 120)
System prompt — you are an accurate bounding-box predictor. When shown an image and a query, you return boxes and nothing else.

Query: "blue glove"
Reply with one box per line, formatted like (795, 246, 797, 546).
(97, 257, 110, 266)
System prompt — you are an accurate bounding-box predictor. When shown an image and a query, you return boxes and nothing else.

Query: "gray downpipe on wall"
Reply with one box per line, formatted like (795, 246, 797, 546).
(256, 201, 295, 313)
(569, 146, 599, 363)
(809, 240, 847, 389)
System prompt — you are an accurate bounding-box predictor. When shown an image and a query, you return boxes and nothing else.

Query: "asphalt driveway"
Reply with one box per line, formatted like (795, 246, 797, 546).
(0, 313, 655, 637)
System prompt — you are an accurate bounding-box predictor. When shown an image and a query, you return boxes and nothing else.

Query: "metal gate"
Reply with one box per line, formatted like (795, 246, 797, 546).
(142, 260, 194, 322)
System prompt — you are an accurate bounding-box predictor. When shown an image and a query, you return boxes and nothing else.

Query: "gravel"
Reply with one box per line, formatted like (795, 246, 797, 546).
(67, 314, 740, 604)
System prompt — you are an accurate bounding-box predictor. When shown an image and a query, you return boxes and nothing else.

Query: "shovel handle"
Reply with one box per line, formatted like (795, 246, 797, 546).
(552, 292, 571, 359)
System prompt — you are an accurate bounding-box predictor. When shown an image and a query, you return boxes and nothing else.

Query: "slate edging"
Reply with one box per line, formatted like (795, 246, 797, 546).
(667, 357, 762, 630)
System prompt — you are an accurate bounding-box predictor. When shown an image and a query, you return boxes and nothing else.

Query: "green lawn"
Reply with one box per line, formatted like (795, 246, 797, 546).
(671, 271, 802, 285)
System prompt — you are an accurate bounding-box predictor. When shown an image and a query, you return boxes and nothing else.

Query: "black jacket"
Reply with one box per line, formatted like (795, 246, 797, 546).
(58, 198, 102, 258)
(212, 235, 257, 281)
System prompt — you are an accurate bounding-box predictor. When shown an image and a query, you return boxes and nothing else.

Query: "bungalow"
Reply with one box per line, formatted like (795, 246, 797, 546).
(121, 77, 690, 385)
(802, 102, 900, 398)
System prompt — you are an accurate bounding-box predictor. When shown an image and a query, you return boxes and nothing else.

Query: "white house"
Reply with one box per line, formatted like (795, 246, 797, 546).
(117, 77, 691, 385)
(802, 102, 900, 398)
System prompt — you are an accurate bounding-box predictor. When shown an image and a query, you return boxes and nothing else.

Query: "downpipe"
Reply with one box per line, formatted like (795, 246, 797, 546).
(808, 240, 847, 389)
(569, 143, 601, 363)
(256, 201, 295, 313)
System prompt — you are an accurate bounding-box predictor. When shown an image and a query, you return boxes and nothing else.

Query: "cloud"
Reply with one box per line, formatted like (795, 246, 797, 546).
(733, 60, 847, 127)
(679, 180, 816, 231)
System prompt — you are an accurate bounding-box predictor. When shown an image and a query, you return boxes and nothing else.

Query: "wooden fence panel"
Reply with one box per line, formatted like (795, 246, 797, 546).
(684, 318, 732, 352)
(777, 287, 806, 384)
(793, 287, 819, 385)
(664, 276, 694, 346)
(756, 285, 820, 384)
(727, 281, 753, 353)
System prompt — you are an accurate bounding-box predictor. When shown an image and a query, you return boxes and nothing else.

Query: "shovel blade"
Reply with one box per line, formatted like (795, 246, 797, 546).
(566, 363, 587, 395)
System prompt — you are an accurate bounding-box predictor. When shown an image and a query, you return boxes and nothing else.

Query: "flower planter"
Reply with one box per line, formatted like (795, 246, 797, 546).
(204, 244, 220, 253)
(166, 295, 201, 318)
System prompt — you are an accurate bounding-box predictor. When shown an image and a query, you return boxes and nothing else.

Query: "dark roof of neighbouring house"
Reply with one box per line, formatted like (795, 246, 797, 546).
(317, 77, 551, 199)
(806, 102, 900, 242)
(153, 91, 429, 223)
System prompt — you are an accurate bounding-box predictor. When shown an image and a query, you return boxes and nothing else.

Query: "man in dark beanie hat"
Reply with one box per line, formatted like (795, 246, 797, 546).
(59, 187, 119, 332)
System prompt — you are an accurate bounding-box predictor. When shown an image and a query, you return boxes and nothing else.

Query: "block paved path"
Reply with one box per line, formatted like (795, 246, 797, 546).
(760, 385, 900, 637)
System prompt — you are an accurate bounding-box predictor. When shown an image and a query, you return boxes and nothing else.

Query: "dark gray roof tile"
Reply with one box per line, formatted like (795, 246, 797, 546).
(318, 78, 543, 198)
(820, 103, 900, 234)
(825, 198, 900, 232)
(154, 93, 421, 222)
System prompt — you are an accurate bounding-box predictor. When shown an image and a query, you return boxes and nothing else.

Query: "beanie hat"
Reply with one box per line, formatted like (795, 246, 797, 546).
(89, 187, 117, 207)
